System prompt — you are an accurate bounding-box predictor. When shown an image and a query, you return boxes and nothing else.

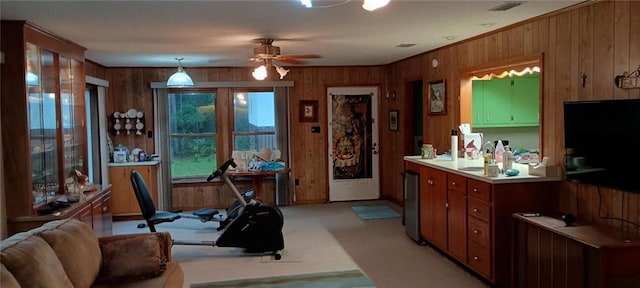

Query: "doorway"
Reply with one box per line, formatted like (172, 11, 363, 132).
(327, 86, 380, 202)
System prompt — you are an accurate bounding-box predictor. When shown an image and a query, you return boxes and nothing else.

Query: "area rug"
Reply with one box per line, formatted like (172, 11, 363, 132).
(351, 205, 401, 220)
(190, 269, 375, 288)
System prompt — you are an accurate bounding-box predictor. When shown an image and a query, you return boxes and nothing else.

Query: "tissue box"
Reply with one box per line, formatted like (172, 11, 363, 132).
(463, 133, 483, 159)
(528, 164, 559, 177)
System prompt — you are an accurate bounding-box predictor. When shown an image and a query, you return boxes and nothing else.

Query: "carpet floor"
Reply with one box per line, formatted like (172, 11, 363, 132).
(112, 200, 489, 288)
(190, 269, 375, 288)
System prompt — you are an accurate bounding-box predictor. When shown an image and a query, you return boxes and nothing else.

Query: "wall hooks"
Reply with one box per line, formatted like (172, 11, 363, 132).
(385, 91, 396, 101)
(615, 65, 640, 89)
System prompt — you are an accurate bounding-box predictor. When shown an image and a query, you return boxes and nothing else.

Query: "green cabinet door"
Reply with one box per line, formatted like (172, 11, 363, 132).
(472, 81, 485, 126)
(482, 77, 512, 126)
(512, 75, 539, 126)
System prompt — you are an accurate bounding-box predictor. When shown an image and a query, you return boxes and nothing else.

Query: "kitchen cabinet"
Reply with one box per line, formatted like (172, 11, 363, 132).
(447, 173, 468, 263)
(514, 214, 640, 288)
(472, 73, 539, 128)
(109, 163, 159, 216)
(1, 20, 87, 220)
(419, 166, 447, 249)
(406, 157, 559, 287)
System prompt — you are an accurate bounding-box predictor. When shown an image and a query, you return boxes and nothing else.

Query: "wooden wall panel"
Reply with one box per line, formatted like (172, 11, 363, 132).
(388, 0, 640, 231)
(92, 1, 640, 226)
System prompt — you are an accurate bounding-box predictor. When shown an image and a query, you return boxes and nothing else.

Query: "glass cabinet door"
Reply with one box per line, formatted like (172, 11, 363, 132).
(27, 43, 60, 203)
(60, 56, 87, 182)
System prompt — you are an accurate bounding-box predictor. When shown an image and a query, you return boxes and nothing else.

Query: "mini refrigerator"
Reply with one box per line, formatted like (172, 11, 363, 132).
(404, 169, 422, 243)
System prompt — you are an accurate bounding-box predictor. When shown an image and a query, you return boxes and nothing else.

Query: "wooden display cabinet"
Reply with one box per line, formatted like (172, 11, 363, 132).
(108, 163, 159, 216)
(1, 20, 88, 222)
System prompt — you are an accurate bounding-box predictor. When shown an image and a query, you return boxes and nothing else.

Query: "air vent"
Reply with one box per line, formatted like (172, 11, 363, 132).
(396, 43, 416, 48)
(489, 1, 523, 11)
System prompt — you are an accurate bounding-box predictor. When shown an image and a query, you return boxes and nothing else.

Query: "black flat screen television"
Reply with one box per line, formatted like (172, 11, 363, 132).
(563, 99, 640, 193)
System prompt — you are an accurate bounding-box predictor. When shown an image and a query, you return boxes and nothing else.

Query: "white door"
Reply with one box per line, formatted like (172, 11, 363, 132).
(327, 86, 379, 201)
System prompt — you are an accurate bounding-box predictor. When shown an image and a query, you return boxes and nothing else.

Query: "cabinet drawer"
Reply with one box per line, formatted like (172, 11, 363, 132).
(468, 197, 491, 223)
(447, 173, 467, 194)
(468, 239, 492, 279)
(468, 179, 491, 202)
(468, 216, 490, 248)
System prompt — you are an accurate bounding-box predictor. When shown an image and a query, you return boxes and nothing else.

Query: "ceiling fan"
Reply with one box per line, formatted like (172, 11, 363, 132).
(249, 38, 321, 80)
(249, 38, 321, 65)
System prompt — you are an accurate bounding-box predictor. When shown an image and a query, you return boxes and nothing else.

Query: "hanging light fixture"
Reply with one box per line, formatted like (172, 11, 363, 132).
(362, 0, 390, 11)
(166, 57, 194, 87)
(300, 0, 390, 11)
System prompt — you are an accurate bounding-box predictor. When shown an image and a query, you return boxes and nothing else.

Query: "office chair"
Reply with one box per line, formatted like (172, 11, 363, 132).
(130, 170, 180, 232)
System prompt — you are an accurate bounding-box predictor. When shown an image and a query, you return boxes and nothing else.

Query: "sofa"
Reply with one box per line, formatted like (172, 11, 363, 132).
(1, 218, 184, 287)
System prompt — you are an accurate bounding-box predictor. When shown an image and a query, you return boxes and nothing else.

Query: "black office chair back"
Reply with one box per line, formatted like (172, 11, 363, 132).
(130, 170, 157, 220)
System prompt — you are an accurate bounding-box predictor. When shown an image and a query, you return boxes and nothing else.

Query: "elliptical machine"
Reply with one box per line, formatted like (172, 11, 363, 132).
(174, 158, 285, 260)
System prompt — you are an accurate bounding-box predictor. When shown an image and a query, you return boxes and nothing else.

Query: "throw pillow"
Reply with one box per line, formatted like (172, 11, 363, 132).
(98, 234, 167, 283)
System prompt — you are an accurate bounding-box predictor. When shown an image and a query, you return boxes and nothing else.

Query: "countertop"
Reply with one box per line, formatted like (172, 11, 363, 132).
(404, 155, 561, 184)
(108, 160, 160, 167)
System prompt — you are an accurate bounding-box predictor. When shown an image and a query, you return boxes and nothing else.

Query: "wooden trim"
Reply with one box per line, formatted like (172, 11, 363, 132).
(150, 80, 294, 88)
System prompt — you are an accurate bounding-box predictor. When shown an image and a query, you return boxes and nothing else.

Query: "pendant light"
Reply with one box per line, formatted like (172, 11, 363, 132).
(166, 57, 194, 87)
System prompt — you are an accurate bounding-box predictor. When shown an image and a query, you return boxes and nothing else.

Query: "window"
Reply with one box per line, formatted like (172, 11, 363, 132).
(168, 91, 216, 178)
(233, 90, 276, 151)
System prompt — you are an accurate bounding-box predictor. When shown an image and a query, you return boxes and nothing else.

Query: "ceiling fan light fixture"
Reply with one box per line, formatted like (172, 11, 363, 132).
(252, 65, 268, 80)
(167, 57, 194, 87)
(274, 64, 290, 80)
(300, 0, 312, 8)
(362, 0, 390, 11)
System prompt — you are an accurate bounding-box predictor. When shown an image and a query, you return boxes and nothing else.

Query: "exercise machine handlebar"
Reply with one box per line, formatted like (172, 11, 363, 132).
(207, 158, 237, 182)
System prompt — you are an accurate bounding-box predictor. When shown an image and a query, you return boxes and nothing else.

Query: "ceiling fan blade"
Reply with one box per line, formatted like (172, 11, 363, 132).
(279, 54, 322, 59)
(276, 58, 306, 65)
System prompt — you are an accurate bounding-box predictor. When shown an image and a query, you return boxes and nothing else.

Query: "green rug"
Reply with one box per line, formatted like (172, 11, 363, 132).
(191, 269, 375, 288)
(351, 205, 401, 220)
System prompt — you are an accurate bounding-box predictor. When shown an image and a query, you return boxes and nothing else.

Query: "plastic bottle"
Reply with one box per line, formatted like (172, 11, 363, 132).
(494, 140, 505, 163)
(451, 130, 458, 160)
(503, 146, 513, 170)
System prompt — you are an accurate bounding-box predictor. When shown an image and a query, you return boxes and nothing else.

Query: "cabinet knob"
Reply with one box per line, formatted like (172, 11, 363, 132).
(102, 206, 108, 212)
(473, 256, 480, 261)
(452, 181, 457, 186)
(473, 229, 480, 234)
(473, 208, 480, 213)
(473, 188, 479, 193)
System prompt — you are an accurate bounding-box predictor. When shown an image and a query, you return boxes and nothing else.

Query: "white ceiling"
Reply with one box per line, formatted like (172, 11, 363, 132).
(1, 0, 583, 68)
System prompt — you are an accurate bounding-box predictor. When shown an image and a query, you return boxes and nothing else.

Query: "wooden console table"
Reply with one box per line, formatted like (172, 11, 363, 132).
(513, 214, 640, 288)
(227, 168, 290, 204)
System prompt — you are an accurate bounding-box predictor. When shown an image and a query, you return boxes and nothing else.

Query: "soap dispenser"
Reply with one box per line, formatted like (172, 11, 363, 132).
(503, 146, 513, 170)
(494, 140, 505, 163)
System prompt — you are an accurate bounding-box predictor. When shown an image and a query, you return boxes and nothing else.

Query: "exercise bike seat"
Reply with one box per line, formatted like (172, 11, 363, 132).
(193, 208, 219, 221)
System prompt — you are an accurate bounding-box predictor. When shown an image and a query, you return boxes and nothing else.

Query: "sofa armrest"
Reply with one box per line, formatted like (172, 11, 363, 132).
(96, 232, 173, 283)
(99, 232, 173, 262)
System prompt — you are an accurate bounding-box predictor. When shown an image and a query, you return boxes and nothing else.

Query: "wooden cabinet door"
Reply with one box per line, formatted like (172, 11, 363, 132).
(109, 166, 132, 214)
(109, 165, 158, 215)
(72, 202, 93, 228)
(448, 189, 467, 262)
(512, 76, 540, 126)
(472, 81, 485, 127)
(482, 78, 512, 126)
(92, 191, 113, 236)
(429, 167, 448, 250)
(419, 166, 433, 241)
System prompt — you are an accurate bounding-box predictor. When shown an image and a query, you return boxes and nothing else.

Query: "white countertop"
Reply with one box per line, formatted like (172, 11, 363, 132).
(108, 160, 160, 167)
(404, 155, 561, 184)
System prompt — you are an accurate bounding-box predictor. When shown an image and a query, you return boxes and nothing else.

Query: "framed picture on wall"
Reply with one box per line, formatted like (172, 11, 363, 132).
(428, 79, 446, 115)
(299, 100, 318, 122)
(389, 110, 399, 131)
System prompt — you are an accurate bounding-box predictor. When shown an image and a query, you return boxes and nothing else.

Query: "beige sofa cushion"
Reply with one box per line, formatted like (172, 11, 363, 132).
(93, 261, 184, 288)
(39, 219, 102, 288)
(98, 233, 167, 283)
(1, 263, 20, 288)
(0, 233, 74, 287)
